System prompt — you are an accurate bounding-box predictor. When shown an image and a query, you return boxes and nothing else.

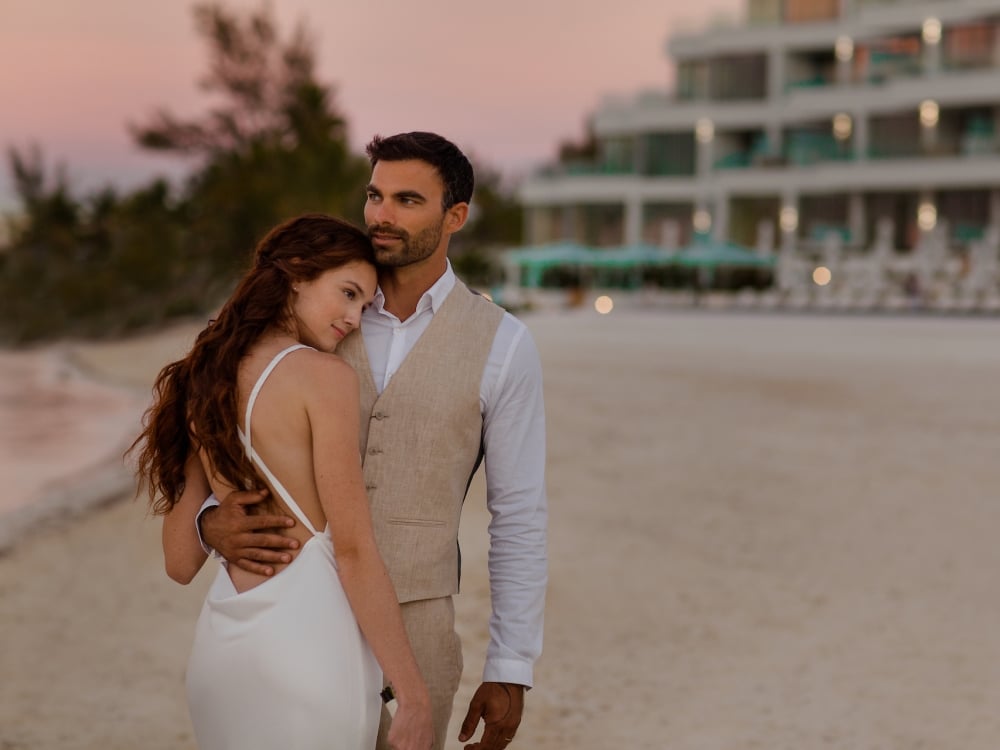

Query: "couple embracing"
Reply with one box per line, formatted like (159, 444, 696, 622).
(132, 132, 547, 750)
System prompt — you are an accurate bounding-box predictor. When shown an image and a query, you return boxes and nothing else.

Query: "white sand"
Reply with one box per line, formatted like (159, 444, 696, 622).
(2, 309, 999, 749)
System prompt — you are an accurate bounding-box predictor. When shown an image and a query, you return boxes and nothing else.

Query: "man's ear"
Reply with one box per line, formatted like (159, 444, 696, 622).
(444, 202, 470, 234)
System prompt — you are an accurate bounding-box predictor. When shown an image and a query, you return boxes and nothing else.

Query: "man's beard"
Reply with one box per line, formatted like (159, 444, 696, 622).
(369, 220, 444, 268)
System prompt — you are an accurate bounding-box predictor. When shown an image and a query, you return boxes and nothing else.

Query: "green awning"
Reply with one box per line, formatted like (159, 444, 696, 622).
(674, 237, 775, 268)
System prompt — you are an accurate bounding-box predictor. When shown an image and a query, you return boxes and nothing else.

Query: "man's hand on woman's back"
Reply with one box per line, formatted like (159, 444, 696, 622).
(199, 489, 298, 576)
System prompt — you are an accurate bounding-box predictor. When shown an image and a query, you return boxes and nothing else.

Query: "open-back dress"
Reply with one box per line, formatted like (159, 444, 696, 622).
(185, 344, 382, 749)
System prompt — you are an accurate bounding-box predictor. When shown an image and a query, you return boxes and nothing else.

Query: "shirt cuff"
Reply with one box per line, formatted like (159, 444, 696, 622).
(483, 657, 534, 690)
(196, 495, 222, 559)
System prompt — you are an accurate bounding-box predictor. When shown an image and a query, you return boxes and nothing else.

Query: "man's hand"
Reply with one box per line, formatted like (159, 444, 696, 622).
(199, 488, 298, 576)
(458, 682, 525, 749)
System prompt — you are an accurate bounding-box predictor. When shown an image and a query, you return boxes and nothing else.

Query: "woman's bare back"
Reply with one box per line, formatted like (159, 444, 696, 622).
(202, 338, 334, 593)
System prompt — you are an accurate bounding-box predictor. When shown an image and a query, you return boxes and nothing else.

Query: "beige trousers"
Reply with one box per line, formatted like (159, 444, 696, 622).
(376, 597, 463, 750)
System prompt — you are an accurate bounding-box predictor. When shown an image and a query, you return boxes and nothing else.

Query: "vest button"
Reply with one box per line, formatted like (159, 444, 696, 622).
(373, 412, 387, 420)
(368, 447, 381, 455)
(365, 483, 376, 490)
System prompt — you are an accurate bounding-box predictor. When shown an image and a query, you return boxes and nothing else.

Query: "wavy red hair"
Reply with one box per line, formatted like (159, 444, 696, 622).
(131, 213, 375, 515)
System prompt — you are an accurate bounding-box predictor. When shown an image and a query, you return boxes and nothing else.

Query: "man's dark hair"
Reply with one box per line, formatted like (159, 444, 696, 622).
(365, 131, 474, 211)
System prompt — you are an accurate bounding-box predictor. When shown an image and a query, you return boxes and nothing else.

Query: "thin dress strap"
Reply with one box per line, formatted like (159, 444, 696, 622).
(238, 343, 319, 535)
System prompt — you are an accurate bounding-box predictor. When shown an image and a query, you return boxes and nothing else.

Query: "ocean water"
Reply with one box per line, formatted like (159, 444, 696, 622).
(0, 346, 146, 549)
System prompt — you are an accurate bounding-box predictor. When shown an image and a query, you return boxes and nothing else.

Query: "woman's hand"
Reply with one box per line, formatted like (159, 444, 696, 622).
(386, 691, 434, 750)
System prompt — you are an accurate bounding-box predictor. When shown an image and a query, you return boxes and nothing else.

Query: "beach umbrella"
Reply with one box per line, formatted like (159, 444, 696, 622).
(674, 235, 776, 269)
(587, 243, 677, 268)
(504, 241, 593, 287)
(506, 241, 593, 267)
(583, 243, 678, 289)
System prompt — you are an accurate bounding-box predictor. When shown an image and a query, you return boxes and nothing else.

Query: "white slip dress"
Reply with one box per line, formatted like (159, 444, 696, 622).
(185, 344, 382, 750)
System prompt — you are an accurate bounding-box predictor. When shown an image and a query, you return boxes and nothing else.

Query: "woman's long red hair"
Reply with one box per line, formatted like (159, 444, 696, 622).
(131, 213, 375, 515)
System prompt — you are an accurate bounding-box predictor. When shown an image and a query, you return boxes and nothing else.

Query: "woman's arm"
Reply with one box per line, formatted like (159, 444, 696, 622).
(306, 355, 433, 750)
(161, 451, 211, 584)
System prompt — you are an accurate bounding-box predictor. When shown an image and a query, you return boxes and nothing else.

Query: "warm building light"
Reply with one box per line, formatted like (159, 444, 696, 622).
(832, 113, 853, 141)
(920, 100, 940, 128)
(812, 266, 832, 286)
(923, 18, 942, 45)
(695, 118, 715, 144)
(693, 209, 712, 233)
(594, 295, 614, 314)
(835, 36, 854, 63)
(779, 206, 799, 234)
(918, 202, 937, 231)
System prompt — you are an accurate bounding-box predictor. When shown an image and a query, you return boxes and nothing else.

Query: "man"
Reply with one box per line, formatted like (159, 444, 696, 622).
(199, 132, 547, 750)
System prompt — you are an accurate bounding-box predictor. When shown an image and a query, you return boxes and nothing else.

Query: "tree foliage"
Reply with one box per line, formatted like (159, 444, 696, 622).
(450, 161, 522, 289)
(130, 3, 369, 273)
(0, 2, 523, 344)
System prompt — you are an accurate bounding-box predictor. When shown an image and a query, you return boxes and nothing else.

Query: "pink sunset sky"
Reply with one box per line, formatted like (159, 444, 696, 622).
(0, 0, 742, 211)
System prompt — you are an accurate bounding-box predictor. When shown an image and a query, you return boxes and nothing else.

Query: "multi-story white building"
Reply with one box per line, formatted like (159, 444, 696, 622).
(519, 0, 1000, 302)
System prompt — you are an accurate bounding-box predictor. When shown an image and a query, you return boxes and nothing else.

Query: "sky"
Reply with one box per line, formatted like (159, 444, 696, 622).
(0, 0, 742, 212)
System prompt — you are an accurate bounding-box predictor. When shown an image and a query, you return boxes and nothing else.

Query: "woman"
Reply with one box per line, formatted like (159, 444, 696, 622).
(131, 214, 433, 749)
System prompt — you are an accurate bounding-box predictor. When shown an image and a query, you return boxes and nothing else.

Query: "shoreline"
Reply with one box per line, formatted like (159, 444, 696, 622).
(0, 320, 203, 554)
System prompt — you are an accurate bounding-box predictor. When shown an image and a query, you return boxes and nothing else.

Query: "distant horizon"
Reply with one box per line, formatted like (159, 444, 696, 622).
(0, 0, 742, 215)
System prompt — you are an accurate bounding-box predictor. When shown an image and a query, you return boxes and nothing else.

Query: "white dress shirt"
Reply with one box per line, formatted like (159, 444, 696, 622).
(362, 262, 547, 688)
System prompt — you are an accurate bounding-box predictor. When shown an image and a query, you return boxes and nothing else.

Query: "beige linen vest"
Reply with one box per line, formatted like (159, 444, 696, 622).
(337, 282, 505, 603)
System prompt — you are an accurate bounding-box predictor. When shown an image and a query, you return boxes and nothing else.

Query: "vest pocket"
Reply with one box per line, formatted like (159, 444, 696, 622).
(386, 517, 446, 527)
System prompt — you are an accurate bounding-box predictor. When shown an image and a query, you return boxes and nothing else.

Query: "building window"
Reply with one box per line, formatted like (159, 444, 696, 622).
(748, 0, 782, 24)
(708, 54, 768, 100)
(945, 23, 996, 70)
(642, 133, 696, 177)
(784, 0, 840, 24)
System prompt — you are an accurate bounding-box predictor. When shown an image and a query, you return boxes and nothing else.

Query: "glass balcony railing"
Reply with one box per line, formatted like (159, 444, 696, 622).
(714, 152, 753, 170)
(785, 133, 851, 166)
(869, 132, 999, 160)
(534, 161, 635, 177)
(785, 75, 835, 92)
(954, 222, 985, 242)
(565, 162, 634, 176)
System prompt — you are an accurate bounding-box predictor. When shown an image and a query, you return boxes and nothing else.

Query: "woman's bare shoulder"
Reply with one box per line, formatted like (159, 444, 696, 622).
(280, 347, 359, 393)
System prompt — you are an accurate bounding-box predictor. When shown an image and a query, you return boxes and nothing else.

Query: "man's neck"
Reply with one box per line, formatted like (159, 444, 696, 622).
(378, 256, 448, 322)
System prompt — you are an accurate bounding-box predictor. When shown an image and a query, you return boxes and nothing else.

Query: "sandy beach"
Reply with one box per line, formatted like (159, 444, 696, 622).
(2, 308, 1000, 749)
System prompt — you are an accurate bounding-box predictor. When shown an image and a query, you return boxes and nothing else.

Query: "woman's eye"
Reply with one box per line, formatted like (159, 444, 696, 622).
(345, 289, 356, 300)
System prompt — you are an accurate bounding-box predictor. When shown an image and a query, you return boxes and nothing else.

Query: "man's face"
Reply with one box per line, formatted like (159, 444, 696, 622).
(364, 159, 449, 268)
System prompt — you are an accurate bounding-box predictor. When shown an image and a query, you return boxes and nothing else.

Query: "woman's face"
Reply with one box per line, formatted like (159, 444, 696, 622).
(290, 260, 377, 352)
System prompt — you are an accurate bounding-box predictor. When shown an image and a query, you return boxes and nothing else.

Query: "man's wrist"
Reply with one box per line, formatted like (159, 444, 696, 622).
(196, 504, 216, 536)
(196, 495, 222, 558)
(483, 658, 534, 689)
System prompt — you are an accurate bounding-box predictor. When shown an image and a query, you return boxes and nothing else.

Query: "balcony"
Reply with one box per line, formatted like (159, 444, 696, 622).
(536, 160, 634, 178)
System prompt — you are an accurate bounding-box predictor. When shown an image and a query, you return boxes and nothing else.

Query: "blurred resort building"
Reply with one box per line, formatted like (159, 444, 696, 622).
(516, 0, 1000, 311)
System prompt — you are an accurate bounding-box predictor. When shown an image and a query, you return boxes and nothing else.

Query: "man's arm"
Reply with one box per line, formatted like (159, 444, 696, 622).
(181, 451, 299, 577)
(459, 322, 548, 748)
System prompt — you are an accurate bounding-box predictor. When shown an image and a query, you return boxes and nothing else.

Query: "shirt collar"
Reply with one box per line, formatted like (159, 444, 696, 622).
(371, 260, 456, 317)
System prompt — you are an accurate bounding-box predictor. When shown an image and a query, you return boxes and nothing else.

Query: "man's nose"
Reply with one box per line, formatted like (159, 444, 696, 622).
(368, 200, 393, 226)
